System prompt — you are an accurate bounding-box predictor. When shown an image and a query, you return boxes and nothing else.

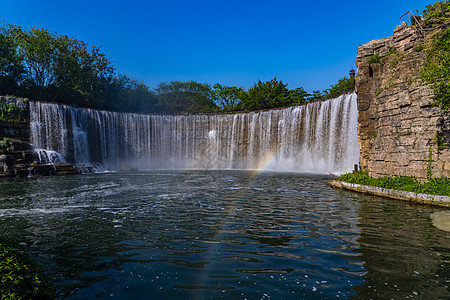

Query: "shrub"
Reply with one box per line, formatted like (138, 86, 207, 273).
(421, 27, 450, 111)
(423, 0, 450, 21)
(368, 54, 380, 63)
(414, 44, 425, 52)
(0, 236, 55, 299)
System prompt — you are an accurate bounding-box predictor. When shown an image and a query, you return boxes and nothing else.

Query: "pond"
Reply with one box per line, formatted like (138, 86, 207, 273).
(0, 171, 448, 299)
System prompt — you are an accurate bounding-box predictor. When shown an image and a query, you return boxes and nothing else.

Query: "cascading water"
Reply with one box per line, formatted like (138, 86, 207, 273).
(30, 93, 359, 173)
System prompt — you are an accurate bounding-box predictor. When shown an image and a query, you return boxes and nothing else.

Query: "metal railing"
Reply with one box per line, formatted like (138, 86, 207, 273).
(400, 11, 425, 37)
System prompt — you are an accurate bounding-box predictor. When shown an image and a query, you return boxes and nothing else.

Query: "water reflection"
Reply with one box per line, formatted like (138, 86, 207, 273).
(0, 171, 448, 299)
(349, 193, 450, 299)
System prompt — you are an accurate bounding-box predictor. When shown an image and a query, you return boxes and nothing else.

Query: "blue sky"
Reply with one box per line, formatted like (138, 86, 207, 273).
(1, 0, 434, 93)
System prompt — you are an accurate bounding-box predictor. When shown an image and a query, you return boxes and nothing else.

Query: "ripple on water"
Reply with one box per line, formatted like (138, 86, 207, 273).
(0, 171, 448, 299)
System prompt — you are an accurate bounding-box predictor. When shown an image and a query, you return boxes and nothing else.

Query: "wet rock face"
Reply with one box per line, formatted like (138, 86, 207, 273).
(356, 23, 450, 180)
(0, 139, 81, 178)
(0, 97, 83, 178)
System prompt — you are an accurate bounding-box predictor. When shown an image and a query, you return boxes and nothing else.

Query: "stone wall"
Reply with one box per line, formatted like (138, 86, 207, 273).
(356, 23, 450, 180)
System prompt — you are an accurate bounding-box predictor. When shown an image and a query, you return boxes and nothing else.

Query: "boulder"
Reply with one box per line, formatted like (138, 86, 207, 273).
(14, 164, 30, 177)
(30, 164, 52, 176)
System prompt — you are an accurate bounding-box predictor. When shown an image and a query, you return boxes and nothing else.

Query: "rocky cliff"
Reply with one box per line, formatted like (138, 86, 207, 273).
(0, 96, 81, 177)
(356, 21, 450, 180)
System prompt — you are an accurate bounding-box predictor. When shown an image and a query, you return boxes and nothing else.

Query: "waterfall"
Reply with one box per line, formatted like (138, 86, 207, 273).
(30, 93, 359, 174)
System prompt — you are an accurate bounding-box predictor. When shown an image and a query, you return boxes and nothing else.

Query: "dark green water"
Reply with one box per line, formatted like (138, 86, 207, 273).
(0, 171, 448, 299)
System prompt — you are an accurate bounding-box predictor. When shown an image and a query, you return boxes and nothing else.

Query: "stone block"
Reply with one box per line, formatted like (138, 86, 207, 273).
(30, 164, 52, 176)
(53, 163, 80, 175)
(14, 164, 30, 177)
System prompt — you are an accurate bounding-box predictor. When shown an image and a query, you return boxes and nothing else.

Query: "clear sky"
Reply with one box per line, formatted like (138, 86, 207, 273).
(1, 0, 434, 93)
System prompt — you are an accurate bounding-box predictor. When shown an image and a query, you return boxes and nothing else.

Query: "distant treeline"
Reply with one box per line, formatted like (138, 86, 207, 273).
(0, 23, 355, 114)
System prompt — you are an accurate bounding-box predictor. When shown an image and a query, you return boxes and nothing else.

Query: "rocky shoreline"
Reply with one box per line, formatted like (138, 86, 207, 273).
(0, 138, 90, 178)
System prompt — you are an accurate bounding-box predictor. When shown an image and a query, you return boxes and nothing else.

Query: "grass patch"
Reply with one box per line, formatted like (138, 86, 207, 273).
(414, 43, 425, 52)
(0, 235, 55, 299)
(338, 171, 450, 196)
(368, 54, 380, 63)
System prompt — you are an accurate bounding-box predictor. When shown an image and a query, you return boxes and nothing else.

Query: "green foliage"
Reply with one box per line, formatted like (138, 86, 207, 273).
(421, 27, 450, 111)
(240, 77, 293, 111)
(375, 87, 384, 96)
(0, 23, 25, 95)
(338, 170, 450, 196)
(384, 49, 403, 68)
(308, 90, 325, 100)
(0, 103, 23, 122)
(368, 54, 380, 63)
(155, 81, 218, 114)
(322, 77, 356, 99)
(0, 235, 55, 299)
(213, 83, 243, 112)
(414, 43, 425, 52)
(436, 130, 449, 151)
(385, 49, 399, 56)
(51, 33, 115, 108)
(1, 137, 12, 151)
(0, 21, 353, 114)
(303, 75, 356, 102)
(15, 26, 57, 100)
(107, 75, 158, 113)
(0, 23, 151, 113)
(289, 87, 310, 104)
(423, 0, 450, 21)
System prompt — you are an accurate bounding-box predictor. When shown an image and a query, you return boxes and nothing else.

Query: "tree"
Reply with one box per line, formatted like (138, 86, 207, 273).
(0, 23, 117, 107)
(155, 81, 218, 113)
(213, 83, 243, 112)
(52, 35, 114, 107)
(289, 86, 310, 104)
(322, 76, 355, 99)
(308, 90, 325, 101)
(13, 26, 57, 100)
(240, 77, 292, 111)
(108, 74, 158, 113)
(0, 23, 24, 95)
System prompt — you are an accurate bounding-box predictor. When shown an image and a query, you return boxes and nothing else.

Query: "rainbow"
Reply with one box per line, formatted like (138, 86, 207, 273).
(250, 150, 278, 176)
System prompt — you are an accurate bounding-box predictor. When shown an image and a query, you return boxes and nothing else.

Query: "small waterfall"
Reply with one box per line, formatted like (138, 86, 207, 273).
(33, 148, 66, 164)
(30, 93, 359, 173)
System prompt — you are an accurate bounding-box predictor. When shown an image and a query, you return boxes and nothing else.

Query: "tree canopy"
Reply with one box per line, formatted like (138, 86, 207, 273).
(240, 78, 293, 111)
(155, 81, 218, 113)
(0, 22, 355, 114)
(322, 77, 356, 100)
